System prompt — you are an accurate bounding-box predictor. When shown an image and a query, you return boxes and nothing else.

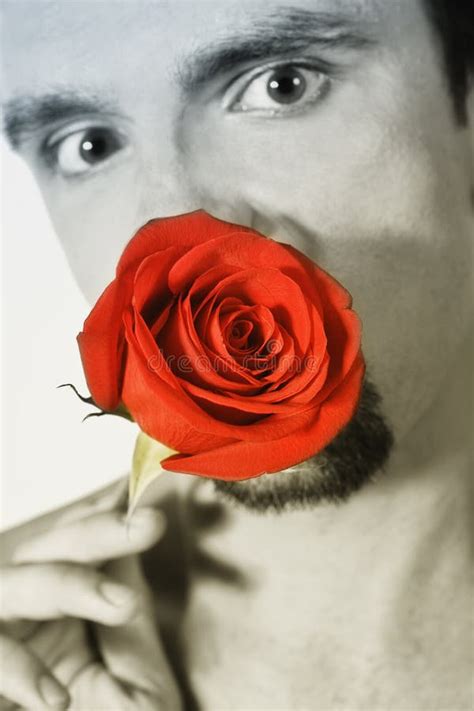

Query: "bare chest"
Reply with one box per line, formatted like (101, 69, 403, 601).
(182, 559, 471, 711)
(146, 486, 471, 710)
(178, 510, 470, 710)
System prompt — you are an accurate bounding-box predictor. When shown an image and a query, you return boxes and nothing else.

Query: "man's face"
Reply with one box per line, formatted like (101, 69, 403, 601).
(2, 0, 473, 501)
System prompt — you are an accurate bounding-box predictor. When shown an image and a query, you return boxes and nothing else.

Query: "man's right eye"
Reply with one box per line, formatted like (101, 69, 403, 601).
(44, 126, 128, 178)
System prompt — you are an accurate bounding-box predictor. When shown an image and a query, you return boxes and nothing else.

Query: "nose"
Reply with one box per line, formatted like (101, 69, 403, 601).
(136, 161, 258, 232)
(135, 120, 257, 231)
(134, 152, 201, 224)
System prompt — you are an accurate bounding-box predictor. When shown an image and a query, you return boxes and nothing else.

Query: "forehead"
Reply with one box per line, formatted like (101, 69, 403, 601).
(2, 0, 429, 93)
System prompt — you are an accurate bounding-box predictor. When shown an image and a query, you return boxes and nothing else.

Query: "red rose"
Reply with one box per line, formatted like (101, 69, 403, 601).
(77, 211, 364, 480)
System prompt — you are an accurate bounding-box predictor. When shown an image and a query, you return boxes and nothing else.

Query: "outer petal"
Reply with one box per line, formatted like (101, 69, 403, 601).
(132, 245, 183, 315)
(117, 210, 255, 277)
(284, 244, 354, 312)
(313, 308, 362, 406)
(122, 309, 324, 444)
(161, 354, 365, 480)
(122, 313, 234, 454)
(168, 232, 326, 316)
(77, 269, 134, 411)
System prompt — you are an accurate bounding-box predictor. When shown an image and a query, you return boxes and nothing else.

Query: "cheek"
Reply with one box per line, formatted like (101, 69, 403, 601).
(183, 95, 472, 438)
(34, 166, 150, 304)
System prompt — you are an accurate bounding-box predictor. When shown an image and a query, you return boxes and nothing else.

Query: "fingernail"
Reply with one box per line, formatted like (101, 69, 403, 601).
(99, 581, 137, 606)
(38, 675, 70, 708)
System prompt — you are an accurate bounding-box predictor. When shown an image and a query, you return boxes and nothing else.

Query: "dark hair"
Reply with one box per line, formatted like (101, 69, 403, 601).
(424, 0, 474, 123)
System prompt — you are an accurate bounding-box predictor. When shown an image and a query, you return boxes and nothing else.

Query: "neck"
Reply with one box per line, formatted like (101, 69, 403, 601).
(195, 329, 472, 583)
(182, 336, 472, 709)
(386, 326, 472, 496)
(181, 335, 472, 708)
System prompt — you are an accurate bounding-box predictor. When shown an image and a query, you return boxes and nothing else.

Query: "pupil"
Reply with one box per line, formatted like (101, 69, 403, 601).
(80, 129, 114, 163)
(267, 68, 306, 104)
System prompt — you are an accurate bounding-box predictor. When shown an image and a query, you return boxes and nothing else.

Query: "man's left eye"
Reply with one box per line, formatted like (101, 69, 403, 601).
(225, 64, 330, 116)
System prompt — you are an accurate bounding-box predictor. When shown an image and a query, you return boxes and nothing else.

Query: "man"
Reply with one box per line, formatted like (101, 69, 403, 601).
(1, 0, 472, 708)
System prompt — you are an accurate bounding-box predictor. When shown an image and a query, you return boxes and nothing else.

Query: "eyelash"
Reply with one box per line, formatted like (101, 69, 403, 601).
(39, 122, 129, 180)
(222, 58, 332, 116)
(38, 59, 332, 179)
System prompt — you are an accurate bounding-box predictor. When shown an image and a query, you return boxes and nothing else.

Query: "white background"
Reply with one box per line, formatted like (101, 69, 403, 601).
(1, 139, 138, 530)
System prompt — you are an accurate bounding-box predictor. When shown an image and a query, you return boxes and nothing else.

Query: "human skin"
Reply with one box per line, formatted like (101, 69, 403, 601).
(1, 0, 473, 708)
(0, 482, 181, 710)
(2, 0, 473, 445)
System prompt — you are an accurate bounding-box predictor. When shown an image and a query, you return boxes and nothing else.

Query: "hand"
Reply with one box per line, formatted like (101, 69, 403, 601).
(0, 480, 182, 710)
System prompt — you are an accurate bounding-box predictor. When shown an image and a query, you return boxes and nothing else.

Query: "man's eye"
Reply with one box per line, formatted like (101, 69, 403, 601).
(226, 64, 329, 116)
(45, 126, 126, 177)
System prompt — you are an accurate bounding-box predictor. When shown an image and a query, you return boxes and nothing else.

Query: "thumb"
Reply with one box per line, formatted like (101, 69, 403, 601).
(94, 554, 181, 706)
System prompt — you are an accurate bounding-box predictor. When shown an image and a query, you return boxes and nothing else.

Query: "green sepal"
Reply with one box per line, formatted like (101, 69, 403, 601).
(127, 431, 177, 519)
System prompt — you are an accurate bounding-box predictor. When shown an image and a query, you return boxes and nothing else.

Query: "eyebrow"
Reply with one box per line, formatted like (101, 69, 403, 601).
(177, 7, 374, 93)
(2, 7, 374, 150)
(2, 91, 122, 150)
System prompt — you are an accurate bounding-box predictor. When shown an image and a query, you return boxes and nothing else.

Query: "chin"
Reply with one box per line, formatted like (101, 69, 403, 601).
(213, 376, 394, 513)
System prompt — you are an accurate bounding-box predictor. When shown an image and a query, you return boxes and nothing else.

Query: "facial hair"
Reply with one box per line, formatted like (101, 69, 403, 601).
(212, 375, 394, 513)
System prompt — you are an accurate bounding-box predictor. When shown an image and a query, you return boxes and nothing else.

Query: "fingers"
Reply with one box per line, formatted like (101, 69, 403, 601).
(94, 556, 182, 708)
(1, 563, 140, 626)
(0, 633, 70, 710)
(51, 476, 129, 526)
(0, 477, 128, 565)
(12, 507, 165, 565)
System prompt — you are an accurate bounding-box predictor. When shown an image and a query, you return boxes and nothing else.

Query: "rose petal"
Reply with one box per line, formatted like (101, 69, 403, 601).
(159, 296, 262, 391)
(77, 269, 134, 411)
(312, 308, 362, 406)
(132, 246, 183, 317)
(123, 312, 235, 452)
(186, 265, 312, 355)
(206, 303, 275, 359)
(169, 231, 325, 310)
(123, 310, 328, 444)
(161, 354, 365, 480)
(180, 378, 302, 416)
(117, 210, 255, 277)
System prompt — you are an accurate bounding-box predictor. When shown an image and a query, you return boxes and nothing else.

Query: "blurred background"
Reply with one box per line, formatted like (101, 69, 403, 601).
(1, 138, 138, 530)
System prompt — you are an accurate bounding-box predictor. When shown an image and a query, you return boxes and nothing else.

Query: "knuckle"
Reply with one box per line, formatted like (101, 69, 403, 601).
(49, 564, 104, 617)
(0, 634, 34, 674)
(52, 562, 97, 595)
(53, 561, 77, 586)
(0, 567, 22, 618)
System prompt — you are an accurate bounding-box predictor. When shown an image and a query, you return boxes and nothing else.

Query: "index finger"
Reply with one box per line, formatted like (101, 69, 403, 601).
(95, 555, 181, 708)
(1, 478, 127, 564)
(11, 508, 166, 565)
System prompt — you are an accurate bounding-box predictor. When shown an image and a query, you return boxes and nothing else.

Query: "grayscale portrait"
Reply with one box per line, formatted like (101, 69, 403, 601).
(0, 1, 473, 709)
